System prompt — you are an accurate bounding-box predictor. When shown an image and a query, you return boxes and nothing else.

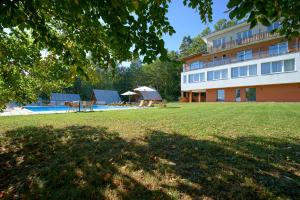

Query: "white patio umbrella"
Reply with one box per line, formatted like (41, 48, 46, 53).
(121, 91, 137, 103)
(133, 86, 156, 92)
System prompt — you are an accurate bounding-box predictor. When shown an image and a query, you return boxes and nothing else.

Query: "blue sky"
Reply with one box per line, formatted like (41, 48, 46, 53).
(163, 0, 229, 51)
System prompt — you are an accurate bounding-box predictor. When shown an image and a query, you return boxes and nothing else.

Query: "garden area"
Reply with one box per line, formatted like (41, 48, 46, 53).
(1, 103, 299, 199)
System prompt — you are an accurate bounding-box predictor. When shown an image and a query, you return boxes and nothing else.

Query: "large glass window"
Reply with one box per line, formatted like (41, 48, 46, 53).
(231, 67, 239, 78)
(213, 37, 226, 48)
(246, 88, 256, 102)
(231, 64, 257, 78)
(190, 61, 204, 70)
(207, 71, 214, 81)
(271, 61, 283, 73)
(279, 42, 288, 54)
(261, 62, 271, 74)
(183, 75, 187, 83)
(249, 65, 257, 76)
(284, 59, 295, 72)
(237, 50, 252, 61)
(244, 50, 253, 60)
(188, 74, 193, 83)
(221, 69, 228, 79)
(188, 73, 205, 83)
(217, 90, 225, 102)
(237, 30, 252, 41)
(269, 42, 288, 56)
(214, 70, 221, 80)
(261, 59, 294, 75)
(194, 74, 200, 82)
(200, 73, 205, 82)
(239, 66, 248, 76)
(207, 69, 228, 81)
(269, 45, 278, 56)
(235, 89, 241, 102)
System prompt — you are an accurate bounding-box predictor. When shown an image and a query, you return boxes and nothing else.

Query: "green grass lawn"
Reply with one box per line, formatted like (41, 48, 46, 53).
(1, 103, 300, 199)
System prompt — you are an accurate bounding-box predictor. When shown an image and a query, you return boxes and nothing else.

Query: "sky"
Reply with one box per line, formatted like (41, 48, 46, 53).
(163, 0, 229, 51)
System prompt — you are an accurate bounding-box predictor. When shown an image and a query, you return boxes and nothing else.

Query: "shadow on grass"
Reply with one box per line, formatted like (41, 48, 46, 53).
(1, 126, 299, 199)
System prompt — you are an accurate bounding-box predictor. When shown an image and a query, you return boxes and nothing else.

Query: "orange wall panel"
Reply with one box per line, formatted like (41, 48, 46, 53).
(205, 83, 300, 102)
(224, 88, 235, 102)
(206, 89, 217, 102)
(256, 83, 300, 102)
(240, 88, 247, 102)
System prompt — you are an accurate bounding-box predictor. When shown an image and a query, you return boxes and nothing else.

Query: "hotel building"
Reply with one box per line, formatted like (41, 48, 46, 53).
(180, 22, 300, 102)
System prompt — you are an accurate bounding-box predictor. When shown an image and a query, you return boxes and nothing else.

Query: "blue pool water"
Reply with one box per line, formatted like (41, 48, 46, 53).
(24, 105, 130, 112)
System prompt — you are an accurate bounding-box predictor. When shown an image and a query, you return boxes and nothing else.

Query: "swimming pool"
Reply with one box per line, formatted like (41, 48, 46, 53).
(24, 105, 131, 112)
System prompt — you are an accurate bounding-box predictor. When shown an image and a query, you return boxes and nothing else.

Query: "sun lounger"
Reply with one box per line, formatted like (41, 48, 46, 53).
(138, 100, 145, 107)
(82, 101, 94, 111)
(147, 100, 153, 107)
(64, 101, 80, 112)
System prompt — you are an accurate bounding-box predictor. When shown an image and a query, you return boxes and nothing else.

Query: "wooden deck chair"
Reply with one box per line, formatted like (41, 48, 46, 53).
(147, 100, 153, 107)
(138, 100, 145, 107)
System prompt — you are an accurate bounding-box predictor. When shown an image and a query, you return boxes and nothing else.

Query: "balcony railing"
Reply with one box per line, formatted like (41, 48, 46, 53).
(183, 42, 300, 72)
(208, 31, 281, 53)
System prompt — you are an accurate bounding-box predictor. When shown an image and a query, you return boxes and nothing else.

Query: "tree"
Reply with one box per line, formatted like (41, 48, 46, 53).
(227, 0, 300, 38)
(1, 0, 300, 108)
(0, 0, 213, 108)
(200, 27, 212, 36)
(214, 19, 227, 31)
(214, 18, 237, 31)
(141, 51, 182, 100)
(179, 36, 193, 57)
(0, 31, 74, 110)
(188, 35, 207, 55)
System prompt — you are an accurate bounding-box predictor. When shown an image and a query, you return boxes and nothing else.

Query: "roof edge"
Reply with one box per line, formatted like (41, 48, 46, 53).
(202, 21, 248, 41)
(178, 52, 206, 62)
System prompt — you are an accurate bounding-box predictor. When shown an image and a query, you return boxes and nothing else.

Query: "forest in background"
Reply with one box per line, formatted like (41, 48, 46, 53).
(62, 19, 238, 101)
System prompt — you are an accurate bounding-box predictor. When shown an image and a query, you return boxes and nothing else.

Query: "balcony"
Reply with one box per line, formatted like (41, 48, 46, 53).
(183, 42, 300, 72)
(208, 31, 281, 53)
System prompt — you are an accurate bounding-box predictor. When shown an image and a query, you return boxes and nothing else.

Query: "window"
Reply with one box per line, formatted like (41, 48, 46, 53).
(268, 22, 280, 32)
(246, 88, 256, 102)
(195, 74, 200, 82)
(279, 42, 288, 54)
(214, 70, 221, 80)
(221, 69, 228, 79)
(188, 74, 193, 83)
(231, 64, 257, 78)
(237, 50, 252, 61)
(183, 75, 187, 83)
(249, 65, 257, 76)
(261, 62, 271, 74)
(261, 59, 294, 75)
(217, 90, 225, 102)
(269, 45, 278, 56)
(237, 30, 252, 41)
(213, 37, 226, 48)
(284, 59, 295, 72)
(239, 66, 248, 76)
(200, 73, 205, 82)
(190, 61, 204, 70)
(207, 71, 214, 81)
(188, 74, 198, 83)
(207, 69, 228, 81)
(231, 67, 239, 78)
(235, 89, 241, 102)
(188, 73, 205, 83)
(271, 61, 283, 73)
(269, 42, 288, 56)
